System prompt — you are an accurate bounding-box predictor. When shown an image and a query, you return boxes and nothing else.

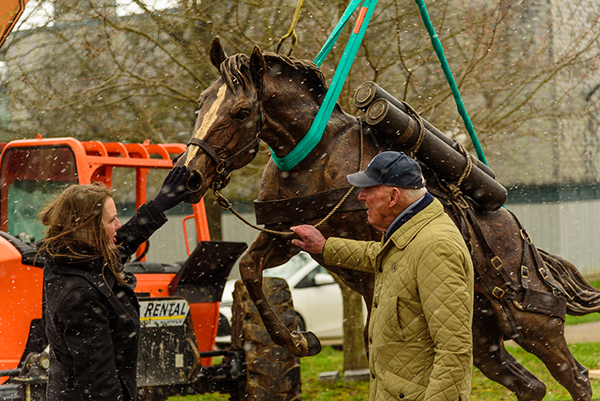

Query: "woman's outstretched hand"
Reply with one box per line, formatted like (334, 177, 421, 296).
(152, 166, 193, 213)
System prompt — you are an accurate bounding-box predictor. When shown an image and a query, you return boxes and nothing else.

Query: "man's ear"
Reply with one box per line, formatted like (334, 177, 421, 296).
(389, 187, 401, 207)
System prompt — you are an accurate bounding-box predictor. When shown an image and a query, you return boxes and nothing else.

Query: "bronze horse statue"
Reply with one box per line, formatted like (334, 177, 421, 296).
(176, 36, 600, 401)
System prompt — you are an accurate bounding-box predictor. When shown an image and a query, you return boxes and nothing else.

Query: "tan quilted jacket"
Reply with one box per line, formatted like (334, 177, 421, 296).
(323, 198, 473, 401)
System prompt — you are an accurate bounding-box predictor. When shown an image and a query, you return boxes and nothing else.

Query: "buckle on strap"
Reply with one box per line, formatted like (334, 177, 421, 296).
(492, 287, 505, 299)
(521, 265, 529, 279)
(491, 256, 503, 270)
(539, 267, 549, 280)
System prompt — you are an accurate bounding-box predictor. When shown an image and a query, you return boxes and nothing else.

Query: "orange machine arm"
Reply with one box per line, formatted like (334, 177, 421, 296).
(0, 0, 29, 50)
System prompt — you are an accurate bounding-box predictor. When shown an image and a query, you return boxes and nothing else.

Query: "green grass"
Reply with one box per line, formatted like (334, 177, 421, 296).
(171, 343, 600, 401)
(471, 343, 600, 400)
(299, 346, 369, 401)
(170, 279, 600, 400)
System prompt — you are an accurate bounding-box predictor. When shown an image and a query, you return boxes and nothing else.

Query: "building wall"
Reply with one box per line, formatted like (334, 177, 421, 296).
(221, 211, 258, 250)
(120, 214, 196, 265)
(505, 201, 600, 278)
(219, 210, 260, 280)
(505, 183, 600, 278)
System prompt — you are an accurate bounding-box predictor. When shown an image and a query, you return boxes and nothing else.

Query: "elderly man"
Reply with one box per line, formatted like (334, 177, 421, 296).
(291, 151, 474, 401)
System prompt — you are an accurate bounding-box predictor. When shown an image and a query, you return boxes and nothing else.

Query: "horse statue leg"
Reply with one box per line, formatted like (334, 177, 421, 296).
(467, 207, 592, 401)
(511, 310, 592, 401)
(237, 232, 322, 357)
(473, 292, 547, 401)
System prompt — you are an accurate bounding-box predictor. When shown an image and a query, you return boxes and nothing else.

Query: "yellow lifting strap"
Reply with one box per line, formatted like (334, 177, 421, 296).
(276, 0, 304, 56)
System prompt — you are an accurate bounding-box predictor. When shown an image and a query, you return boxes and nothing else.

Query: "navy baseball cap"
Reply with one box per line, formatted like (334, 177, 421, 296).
(347, 151, 425, 189)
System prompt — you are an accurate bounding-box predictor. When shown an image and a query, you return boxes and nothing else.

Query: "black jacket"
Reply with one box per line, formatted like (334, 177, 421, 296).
(43, 202, 167, 401)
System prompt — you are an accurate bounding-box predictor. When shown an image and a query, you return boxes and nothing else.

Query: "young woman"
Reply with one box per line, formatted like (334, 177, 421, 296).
(39, 167, 191, 401)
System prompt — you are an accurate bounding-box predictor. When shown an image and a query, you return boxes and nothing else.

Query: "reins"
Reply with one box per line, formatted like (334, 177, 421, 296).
(212, 118, 365, 237)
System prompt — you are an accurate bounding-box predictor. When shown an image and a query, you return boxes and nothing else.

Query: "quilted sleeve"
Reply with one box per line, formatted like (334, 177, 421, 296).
(418, 240, 473, 401)
(116, 202, 168, 256)
(323, 237, 381, 273)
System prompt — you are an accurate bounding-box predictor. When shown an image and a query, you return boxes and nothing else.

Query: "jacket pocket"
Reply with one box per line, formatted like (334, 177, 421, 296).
(379, 370, 426, 401)
(397, 296, 427, 342)
(374, 295, 404, 342)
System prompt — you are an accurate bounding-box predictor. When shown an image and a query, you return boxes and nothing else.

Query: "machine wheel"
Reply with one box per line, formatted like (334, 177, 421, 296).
(230, 277, 302, 401)
(136, 387, 168, 401)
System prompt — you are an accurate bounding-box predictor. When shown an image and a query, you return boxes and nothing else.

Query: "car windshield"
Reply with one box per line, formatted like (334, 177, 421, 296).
(263, 252, 313, 280)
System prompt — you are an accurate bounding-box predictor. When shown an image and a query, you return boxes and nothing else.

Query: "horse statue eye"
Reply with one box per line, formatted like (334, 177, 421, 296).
(234, 109, 251, 120)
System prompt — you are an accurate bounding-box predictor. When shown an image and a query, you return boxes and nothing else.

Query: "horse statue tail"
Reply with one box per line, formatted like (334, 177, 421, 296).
(539, 249, 600, 315)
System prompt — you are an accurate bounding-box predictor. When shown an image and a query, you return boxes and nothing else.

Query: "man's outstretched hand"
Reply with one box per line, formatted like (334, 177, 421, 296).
(290, 225, 326, 255)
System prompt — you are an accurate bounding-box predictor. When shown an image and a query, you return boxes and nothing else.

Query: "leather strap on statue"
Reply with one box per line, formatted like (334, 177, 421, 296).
(465, 209, 525, 342)
(467, 208, 567, 326)
(507, 210, 567, 297)
(187, 136, 260, 190)
(507, 210, 568, 320)
(254, 187, 366, 226)
(466, 210, 520, 296)
(538, 249, 600, 315)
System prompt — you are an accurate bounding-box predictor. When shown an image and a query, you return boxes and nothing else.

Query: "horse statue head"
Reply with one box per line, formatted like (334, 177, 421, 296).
(176, 36, 332, 203)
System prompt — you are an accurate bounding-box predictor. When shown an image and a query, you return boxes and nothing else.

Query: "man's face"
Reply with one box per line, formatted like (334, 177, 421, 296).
(358, 185, 397, 232)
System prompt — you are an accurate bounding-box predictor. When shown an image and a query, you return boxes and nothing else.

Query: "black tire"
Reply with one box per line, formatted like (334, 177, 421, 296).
(230, 277, 302, 401)
(136, 387, 168, 401)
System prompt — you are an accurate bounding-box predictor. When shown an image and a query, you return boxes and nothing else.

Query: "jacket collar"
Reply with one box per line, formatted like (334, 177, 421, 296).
(382, 196, 445, 250)
(384, 192, 434, 242)
(42, 243, 136, 293)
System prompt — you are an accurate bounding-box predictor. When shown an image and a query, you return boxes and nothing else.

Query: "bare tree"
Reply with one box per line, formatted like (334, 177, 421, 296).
(2, 0, 600, 378)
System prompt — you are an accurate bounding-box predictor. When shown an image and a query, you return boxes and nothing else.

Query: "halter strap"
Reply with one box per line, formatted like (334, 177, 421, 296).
(187, 134, 260, 190)
(187, 137, 222, 167)
(188, 136, 260, 172)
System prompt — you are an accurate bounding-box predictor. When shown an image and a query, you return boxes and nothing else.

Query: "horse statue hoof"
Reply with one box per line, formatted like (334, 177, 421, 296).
(290, 330, 322, 357)
(299, 331, 321, 357)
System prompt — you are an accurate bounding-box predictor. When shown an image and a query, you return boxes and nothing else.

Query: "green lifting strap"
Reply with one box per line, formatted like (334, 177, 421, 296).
(271, 0, 379, 171)
(414, 0, 488, 166)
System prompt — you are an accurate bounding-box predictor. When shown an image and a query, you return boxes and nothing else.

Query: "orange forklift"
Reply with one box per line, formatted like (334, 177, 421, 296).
(0, 6, 301, 400)
(0, 136, 248, 400)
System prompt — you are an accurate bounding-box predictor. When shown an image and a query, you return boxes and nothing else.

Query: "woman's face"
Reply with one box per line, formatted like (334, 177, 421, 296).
(102, 197, 121, 247)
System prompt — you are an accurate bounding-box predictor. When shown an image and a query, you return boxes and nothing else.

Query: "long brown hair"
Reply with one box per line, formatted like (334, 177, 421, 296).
(38, 183, 122, 280)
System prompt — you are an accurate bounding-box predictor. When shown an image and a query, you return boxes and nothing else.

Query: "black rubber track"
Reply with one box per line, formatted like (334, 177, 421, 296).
(230, 277, 302, 401)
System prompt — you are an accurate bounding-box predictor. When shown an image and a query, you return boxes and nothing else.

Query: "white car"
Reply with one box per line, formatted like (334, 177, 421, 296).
(217, 252, 355, 344)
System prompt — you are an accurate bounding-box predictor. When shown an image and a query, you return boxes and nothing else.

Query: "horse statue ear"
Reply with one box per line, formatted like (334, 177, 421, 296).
(210, 36, 228, 70)
(250, 45, 265, 83)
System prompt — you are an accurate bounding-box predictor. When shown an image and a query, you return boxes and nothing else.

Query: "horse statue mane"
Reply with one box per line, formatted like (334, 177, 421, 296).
(219, 50, 328, 98)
